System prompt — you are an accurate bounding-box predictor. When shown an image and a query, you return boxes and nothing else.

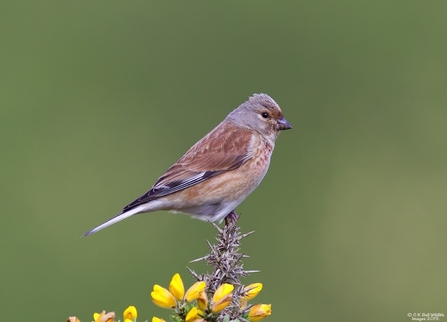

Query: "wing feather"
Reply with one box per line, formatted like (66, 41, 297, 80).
(122, 123, 252, 212)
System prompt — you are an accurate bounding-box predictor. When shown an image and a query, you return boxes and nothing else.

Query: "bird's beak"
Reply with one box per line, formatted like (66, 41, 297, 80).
(277, 117, 293, 130)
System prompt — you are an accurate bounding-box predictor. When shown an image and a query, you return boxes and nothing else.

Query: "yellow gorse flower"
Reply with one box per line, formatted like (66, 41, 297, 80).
(169, 273, 185, 301)
(151, 273, 208, 311)
(151, 284, 177, 309)
(93, 312, 101, 322)
(152, 317, 166, 322)
(185, 306, 204, 322)
(92, 311, 115, 322)
(212, 283, 234, 313)
(243, 283, 263, 301)
(185, 281, 207, 302)
(197, 290, 208, 311)
(123, 305, 137, 320)
(67, 317, 80, 322)
(248, 304, 272, 321)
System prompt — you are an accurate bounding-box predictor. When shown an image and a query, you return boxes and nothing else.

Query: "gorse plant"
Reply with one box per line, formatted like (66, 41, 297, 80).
(68, 217, 271, 322)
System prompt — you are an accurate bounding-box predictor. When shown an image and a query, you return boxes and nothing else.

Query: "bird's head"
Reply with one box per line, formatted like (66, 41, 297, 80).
(226, 93, 292, 143)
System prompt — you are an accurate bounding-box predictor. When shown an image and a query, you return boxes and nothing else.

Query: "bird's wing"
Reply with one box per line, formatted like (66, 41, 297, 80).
(121, 123, 253, 212)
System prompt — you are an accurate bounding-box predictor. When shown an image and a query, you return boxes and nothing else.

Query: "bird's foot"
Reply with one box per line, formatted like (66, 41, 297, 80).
(225, 210, 239, 226)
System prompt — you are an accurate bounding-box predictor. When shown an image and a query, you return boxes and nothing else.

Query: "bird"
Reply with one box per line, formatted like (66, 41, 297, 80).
(83, 93, 292, 236)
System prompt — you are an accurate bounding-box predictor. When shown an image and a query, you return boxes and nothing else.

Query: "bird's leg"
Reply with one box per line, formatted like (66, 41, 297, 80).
(225, 210, 239, 226)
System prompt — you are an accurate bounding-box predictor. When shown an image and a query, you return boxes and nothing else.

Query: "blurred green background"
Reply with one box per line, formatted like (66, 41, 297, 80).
(1, 1, 446, 321)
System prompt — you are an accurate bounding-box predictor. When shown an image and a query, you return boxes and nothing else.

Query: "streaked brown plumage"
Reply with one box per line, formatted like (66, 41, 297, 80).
(83, 93, 291, 236)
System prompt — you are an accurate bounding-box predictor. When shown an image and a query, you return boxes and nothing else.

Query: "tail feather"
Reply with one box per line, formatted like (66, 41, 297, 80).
(82, 204, 148, 237)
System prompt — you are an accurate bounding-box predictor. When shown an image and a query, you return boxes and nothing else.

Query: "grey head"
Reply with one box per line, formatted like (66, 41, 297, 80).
(225, 93, 292, 143)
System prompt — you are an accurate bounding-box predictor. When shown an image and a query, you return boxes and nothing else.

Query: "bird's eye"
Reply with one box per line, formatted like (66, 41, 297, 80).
(261, 112, 269, 118)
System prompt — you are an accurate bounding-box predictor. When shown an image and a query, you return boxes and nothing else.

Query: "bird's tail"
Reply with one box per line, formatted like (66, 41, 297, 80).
(82, 204, 148, 237)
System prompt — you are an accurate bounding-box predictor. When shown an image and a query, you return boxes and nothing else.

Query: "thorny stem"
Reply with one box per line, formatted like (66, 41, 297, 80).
(188, 212, 258, 322)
